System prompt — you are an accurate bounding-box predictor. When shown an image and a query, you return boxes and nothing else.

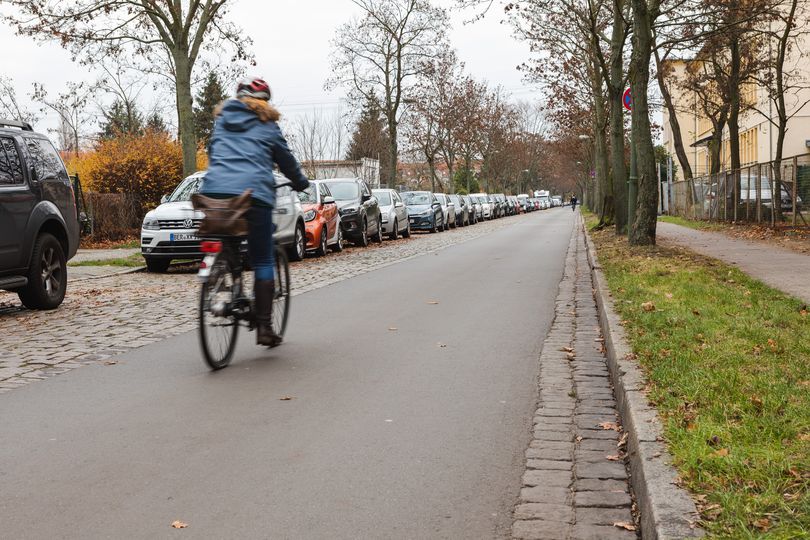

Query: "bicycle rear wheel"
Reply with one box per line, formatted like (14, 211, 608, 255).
(272, 248, 291, 340)
(199, 254, 239, 370)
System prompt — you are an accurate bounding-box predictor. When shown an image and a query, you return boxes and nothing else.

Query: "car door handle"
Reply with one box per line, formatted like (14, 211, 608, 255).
(276, 208, 289, 214)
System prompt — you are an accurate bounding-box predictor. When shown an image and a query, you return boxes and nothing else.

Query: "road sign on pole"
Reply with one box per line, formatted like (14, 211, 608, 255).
(622, 88, 632, 111)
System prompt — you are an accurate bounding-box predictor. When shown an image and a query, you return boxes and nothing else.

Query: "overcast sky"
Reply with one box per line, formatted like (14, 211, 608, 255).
(0, 0, 540, 137)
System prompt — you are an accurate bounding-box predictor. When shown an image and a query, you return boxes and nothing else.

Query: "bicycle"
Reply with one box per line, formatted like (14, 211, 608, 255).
(196, 234, 290, 370)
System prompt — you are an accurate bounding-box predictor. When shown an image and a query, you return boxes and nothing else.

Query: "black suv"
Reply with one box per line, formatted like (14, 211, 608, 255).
(321, 178, 382, 247)
(0, 119, 80, 309)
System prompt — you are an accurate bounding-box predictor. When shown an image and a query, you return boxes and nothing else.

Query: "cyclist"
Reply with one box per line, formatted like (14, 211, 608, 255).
(571, 195, 578, 212)
(201, 77, 309, 347)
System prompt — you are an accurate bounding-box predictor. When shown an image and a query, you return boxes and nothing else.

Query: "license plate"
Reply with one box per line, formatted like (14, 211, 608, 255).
(170, 233, 198, 242)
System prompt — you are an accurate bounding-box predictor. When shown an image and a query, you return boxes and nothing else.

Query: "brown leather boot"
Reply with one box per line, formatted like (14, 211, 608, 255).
(255, 279, 282, 347)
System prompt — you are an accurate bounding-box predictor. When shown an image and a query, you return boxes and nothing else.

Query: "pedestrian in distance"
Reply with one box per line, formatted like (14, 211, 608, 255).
(571, 195, 577, 212)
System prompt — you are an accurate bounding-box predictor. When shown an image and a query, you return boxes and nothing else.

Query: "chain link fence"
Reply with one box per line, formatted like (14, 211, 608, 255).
(671, 154, 810, 225)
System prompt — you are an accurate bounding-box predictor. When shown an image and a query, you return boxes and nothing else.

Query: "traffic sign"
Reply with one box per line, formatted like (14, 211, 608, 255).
(623, 87, 632, 111)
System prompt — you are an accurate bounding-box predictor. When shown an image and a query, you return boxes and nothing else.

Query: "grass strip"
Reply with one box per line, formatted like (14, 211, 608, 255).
(69, 253, 144, 267)
(586, 214, 809, 539)
(658, 215, 725, 231)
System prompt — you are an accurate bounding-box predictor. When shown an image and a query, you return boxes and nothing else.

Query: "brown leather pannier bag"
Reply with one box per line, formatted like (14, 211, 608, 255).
(191, 189, 253, 236)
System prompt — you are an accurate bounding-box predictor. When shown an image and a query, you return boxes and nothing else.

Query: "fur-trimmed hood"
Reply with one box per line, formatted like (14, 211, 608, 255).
(214, 97, 280, 132)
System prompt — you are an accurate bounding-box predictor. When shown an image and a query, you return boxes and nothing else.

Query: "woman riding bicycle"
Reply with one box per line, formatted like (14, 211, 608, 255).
(201, 77, 310, 346)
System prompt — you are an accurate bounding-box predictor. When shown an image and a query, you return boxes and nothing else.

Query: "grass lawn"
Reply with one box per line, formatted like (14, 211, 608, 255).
(585, 214, 809, 539)
(658, 215, 726, 231)
(69, 253, 144, 267)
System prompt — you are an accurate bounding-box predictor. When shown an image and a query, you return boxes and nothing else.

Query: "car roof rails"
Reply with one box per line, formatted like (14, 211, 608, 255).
(0, 119, 34, 131)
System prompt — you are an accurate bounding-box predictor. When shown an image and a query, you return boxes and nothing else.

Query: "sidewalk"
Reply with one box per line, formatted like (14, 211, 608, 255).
(657, 221, 810, 305)
(71, 247, 140, 264)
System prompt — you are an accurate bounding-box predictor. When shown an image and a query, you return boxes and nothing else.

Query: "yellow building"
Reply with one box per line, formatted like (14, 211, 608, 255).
(661, 43, 810, 181)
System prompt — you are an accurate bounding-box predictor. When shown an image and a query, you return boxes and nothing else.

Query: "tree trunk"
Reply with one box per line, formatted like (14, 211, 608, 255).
(629, 0, 658, 245)
(174, 52, 198, 177)
(387, 118, 399, 187)
(654, 51, 693, 181)
(609, 0, 628, 234)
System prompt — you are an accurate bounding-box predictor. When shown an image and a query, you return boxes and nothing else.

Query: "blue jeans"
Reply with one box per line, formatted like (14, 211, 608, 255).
(248, 205, 275, 281)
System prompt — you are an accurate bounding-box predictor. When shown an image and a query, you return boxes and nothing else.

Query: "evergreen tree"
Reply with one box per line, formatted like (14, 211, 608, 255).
(194, 71, 227, 148)
(99, 99, 143, 139)
(145, 112, 168, 134)
(346, 95, 390, 174)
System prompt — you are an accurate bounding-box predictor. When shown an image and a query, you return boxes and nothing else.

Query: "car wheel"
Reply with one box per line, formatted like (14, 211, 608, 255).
(315, 225, 328, 257)
(331, 226, 344, 252)
(356, 219, 369, 247)
(429, 216, 437, 234)
(389, 218, 399, 240)
(18, 233, 67, 310)
(145, 257, 171, 273)
(402, 220, 411, 238)
(372, 215, 384, 243)
(449, 216, 456, 229)
(288, 221, 306, 262)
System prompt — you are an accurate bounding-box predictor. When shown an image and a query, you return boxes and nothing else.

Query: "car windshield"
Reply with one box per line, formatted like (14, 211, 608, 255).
(375, 191, 393, 206)
(325, 181, 359, 200)
(298, 185, 318, 204)
(401, 192, 431, 205)
(168, 176, 203, 202)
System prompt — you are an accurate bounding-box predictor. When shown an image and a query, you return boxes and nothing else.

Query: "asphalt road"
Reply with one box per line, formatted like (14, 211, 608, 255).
(1, 209, 575, 540)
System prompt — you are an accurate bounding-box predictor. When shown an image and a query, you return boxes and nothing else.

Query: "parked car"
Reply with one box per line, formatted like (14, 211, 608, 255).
(401, 191, 444, 233)
(299, 180, 342, 256)
(464, 195, 481, 223)
(373, 188, 410, 239)
(435, 193, 456, 229)
(321, 178, 382, 247)
(491, 193, 507, 218)
(141, 171, 308, 272)
(449, 194, 469, 226)
(517, 194, 531, 212)
(471, 193, 493, 219)
(0, 119, 80, 309)
(551, 196, 563, 207)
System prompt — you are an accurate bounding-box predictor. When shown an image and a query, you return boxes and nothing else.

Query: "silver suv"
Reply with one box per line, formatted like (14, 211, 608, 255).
(141, 172, 306, 272)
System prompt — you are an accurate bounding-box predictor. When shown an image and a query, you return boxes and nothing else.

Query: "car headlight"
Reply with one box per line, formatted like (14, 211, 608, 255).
(304, 209, 316, 222)
(143, 217, 160, 230)
(340, 207, 357, 215)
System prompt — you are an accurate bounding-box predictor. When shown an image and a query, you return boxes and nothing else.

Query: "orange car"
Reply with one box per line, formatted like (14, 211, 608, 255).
(298, 180, 342, 256)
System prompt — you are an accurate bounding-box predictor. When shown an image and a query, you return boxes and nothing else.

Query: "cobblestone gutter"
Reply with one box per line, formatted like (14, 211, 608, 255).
(580, 216, 704, 540)
(512, 219, 638, 540)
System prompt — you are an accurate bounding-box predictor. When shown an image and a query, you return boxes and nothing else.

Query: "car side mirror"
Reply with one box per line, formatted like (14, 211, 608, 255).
(395, 201, 404, 208)
(362, 193, 371, 202)
(323, 196, 336, 204)
(160, 194, 169, 204)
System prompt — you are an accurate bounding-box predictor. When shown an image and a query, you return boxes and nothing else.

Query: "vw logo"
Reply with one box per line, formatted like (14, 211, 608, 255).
(183, 218, 194, 228)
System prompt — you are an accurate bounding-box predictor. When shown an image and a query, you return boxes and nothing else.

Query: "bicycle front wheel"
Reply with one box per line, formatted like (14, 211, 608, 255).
(199, 254, 239, 370)
(273, 248, 291, 340)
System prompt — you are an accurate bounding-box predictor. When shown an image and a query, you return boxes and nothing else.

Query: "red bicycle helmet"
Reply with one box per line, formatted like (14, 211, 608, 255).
(236, 77, 272, 101)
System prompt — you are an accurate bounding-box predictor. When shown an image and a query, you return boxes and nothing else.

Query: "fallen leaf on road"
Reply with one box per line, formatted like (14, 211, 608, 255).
(438, 342, 447, 348)
(641, 301, 655, 312)
(598, 421, 620, 431)
(606, 454, 621, 461)
(279, 396, 294, 401)
(613, 522, 636, 531)
(560, 347, 574, 353)
(388, 327, 398, 331)
(103, 360, 118, 366)
(171, 521, 188, 529)
(575, 436, 583, 442)
(427, 300, 439, 305)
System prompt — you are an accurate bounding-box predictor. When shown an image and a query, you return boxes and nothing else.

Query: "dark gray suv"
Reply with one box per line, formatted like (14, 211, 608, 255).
(0, 119, 80, 309)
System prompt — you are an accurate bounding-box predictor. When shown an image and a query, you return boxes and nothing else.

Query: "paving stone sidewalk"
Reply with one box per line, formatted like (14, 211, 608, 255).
(0, 215, 521, 394)
(657, 221, 810, 304)
(512, 219, 637, 540)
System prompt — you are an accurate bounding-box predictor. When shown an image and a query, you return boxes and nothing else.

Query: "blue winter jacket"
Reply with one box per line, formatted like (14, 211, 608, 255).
(201, 98, 309, 206)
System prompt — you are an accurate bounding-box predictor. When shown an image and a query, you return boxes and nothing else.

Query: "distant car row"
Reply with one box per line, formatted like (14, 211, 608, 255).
(140, 173, 561, 271)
